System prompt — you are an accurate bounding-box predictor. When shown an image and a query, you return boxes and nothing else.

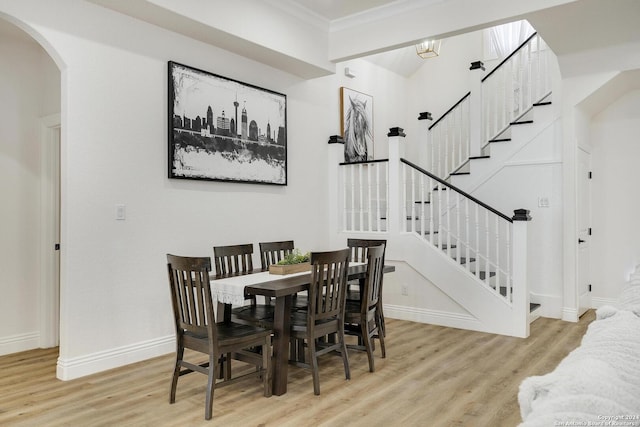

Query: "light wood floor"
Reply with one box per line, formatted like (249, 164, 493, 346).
(0, 311, 595, 427)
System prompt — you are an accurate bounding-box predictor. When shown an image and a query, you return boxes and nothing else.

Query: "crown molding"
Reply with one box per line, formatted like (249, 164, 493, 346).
(330, 0, 445, 32)
(263, 0, 330, 32)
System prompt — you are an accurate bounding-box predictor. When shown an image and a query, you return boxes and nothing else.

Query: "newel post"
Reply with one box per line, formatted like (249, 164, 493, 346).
(387, 127, 406, 235)
(469, 61, 485, 158)
(511, 208, 532, 338)
(328, 135, 345, 236)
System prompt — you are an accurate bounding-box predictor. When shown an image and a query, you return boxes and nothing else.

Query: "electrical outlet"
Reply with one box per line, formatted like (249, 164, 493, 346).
(115, 204, 126, 220)
(401, 284, 409, 296)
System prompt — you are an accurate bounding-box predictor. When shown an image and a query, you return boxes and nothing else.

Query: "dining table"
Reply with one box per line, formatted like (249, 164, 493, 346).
(209, 262, 395, 396)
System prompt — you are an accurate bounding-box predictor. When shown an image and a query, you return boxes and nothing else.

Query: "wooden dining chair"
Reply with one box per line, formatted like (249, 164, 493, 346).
(213, 244, 274, 327)
(289, 248, 351, 395)
(166, 254, 272, 420)
(344, 244, 386, 372)
(259, 240, 308, 310)
(346, 238, 388, 337)
(259, 240, 295, 270)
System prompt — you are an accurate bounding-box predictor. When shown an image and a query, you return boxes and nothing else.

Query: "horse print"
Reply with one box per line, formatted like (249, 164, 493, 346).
(341, 87, 373, 163)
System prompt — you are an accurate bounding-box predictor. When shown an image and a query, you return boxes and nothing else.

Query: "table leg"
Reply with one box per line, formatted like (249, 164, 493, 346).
(271, 295, 292, 396)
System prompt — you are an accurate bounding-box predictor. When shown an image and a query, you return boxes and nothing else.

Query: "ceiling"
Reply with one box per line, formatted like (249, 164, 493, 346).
(287, 0, 434, 76)
(289, 0, 401, 21)
(4, 0, 640, 79)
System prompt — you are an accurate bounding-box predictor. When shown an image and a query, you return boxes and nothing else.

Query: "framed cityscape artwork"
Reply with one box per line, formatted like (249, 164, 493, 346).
(340, 87, 373, 163)
(168, 61, 287, 185)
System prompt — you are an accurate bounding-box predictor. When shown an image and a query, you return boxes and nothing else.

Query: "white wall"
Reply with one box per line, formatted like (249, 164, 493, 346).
(5, 0, 633, 376)
(0, 0, 412, 378)
(590, 90, 640, 303)
(0, 21, 60, 355)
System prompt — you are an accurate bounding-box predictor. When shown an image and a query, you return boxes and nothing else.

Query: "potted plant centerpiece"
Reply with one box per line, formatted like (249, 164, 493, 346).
(268, 249, 311, 275)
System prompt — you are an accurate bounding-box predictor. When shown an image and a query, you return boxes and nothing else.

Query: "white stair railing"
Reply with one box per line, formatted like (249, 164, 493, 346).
(332, 129, 532, 337)
(481, 32, 552, 147)
(401, 158, 514, 302)
(339, 159, 389, 233)
(426, 32, 552, 182)
(427, 92, 471, 180)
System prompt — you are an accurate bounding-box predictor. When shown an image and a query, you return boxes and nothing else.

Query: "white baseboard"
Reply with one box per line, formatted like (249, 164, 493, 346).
(529, 292, 563, 319)
(591, 297, 618, 308)
(384, 304, 485, 332)
(0, 332, 40, 356)
(57, 335, 175, 380)
(561, 307, 579, 322)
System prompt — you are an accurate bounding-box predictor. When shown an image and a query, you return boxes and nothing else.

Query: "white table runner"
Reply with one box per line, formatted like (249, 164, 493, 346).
(209, 262, 364, 306)
(209, 269, 312, 306)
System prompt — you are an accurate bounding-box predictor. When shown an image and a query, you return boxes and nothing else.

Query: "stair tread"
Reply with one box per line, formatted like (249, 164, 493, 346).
(450, 171, 470, 176)
(533, 101, 552, 106)
(381, 216, 420, 220)
(469, 155, 490, 160)
(435, 244, 457, 250)
(488, 138, 511, 142)
(509, 120, 534, 125)
(476, 271, 496, 280)
(457, 257, 475, 264)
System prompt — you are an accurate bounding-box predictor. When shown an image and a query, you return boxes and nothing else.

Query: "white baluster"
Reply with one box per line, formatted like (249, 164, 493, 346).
(429, 177, 435, 245)
(465, 198, 470, 272)
(485, 209, 490, 285)
(526, 41, 532, 108)
(506, 222, 512, 302)
(445, 185, 450, 256)
(445, 123, 451, 178)
(495, 216, 501, 295)
(475, 204, 480, 277)
(410, 168, 416, 233)
(455, 192, 461, 262)
(350, 166, 355, 231)
(358, 164, 364, 232)
(375, 163, 381, 232)
(341, 165, 347, 231)
(437, 186, 443, 249)
(420, 174, 425, 238)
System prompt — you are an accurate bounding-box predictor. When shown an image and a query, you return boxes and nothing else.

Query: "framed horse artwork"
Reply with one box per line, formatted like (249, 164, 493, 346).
(340, 87, 373, 163)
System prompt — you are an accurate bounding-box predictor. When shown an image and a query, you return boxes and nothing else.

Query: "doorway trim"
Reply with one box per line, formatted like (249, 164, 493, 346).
(577, 146, 592, 317)
(39, 113, 61, 349)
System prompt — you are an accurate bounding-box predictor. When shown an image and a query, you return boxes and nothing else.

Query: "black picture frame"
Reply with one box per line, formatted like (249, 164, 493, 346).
(168, 61, 287, 185)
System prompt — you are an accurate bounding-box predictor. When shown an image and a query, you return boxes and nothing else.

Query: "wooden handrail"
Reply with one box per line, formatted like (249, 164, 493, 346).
(339, 158, 389, 166)
(400, 158, 513, 222)
(428, 92, 471, 130)
(482, 32, 538, 82)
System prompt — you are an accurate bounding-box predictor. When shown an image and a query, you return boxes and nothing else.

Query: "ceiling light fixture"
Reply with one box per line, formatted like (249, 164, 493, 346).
(415, 40, 441, 59)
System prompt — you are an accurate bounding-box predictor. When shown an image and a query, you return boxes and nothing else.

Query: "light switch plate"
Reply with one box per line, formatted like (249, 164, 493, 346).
(538, 197, 550, 208)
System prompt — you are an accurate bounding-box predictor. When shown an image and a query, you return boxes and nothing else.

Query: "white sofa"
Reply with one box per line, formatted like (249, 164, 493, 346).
(518, 267, 640, 426)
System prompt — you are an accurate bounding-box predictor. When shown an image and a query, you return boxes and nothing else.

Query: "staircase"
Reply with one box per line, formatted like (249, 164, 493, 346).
(330, 32, 554, 338)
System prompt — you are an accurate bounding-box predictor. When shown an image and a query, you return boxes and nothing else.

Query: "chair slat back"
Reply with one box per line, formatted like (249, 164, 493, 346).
(259, 240, 295, 270)
(213, 244, 254, 275)
(363, 245, 385, 313)
(167, 254, 215, 337)
(308, 249, 350, 322)
(347, 238, 387, 264)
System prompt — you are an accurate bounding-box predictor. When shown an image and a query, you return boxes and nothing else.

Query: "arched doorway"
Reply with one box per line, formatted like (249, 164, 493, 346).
(0, 18, 62, 356)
